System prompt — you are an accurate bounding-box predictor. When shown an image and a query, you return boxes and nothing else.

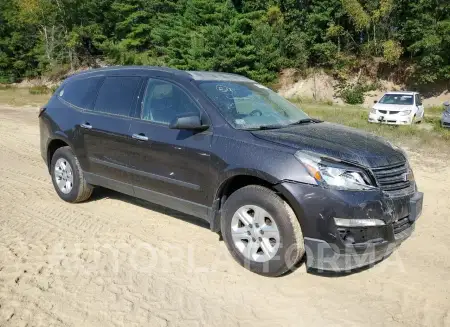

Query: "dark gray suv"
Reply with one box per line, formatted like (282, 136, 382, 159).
(39, 66, 423, 276)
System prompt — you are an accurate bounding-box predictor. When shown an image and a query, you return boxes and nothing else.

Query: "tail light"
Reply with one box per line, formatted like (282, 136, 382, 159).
(38, 107, 46, 117)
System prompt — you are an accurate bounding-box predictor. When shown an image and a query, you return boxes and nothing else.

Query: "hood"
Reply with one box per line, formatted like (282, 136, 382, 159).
(373, 103, 414, 111)
(251, 122, 406, 168)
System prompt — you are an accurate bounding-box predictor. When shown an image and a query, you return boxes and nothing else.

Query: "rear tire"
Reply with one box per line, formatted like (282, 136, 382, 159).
(50, 146, 93, 203)
(221, 185, 305, 277)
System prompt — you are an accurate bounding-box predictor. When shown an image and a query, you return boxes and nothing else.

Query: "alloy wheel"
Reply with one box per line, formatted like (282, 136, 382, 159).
(230, 205, 280, 262)
(54, 158, 74, 194)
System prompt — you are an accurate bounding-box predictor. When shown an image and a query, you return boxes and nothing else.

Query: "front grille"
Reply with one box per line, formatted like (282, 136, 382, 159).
(378, 110, 400, 115)
(393, 216, 411, 234)
(372, 162, 411, 196)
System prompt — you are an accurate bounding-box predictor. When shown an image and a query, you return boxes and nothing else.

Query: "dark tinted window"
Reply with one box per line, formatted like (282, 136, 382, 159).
(142, 79, 199, 124)
(60, 76, 103, 109)
(94, 76, 141, 116)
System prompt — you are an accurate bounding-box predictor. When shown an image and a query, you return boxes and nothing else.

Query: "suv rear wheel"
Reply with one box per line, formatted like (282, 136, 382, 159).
(221, 185, 305, 277)
(50, 146, 93, 203)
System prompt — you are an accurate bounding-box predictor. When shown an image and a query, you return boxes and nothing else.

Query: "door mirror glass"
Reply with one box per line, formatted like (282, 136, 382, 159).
(169, 115, 208, 130)
(374, 100, 377, 104)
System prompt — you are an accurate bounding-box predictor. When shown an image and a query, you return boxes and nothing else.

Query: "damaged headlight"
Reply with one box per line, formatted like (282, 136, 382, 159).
(294, 151, 376, 191)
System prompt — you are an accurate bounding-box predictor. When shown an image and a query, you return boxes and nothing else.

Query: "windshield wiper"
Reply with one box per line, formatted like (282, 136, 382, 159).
(244, 118, 322, 131)
(245, 124, 285, 131)
(290, 118, 322, 125)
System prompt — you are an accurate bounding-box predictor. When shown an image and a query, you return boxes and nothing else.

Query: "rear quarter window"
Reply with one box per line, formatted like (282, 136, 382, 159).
(60, 76, 103, 109)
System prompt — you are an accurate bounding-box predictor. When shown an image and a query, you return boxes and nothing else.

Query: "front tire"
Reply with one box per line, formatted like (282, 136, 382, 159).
(221, 185, 305, 277)
(50, 146, 93, 203)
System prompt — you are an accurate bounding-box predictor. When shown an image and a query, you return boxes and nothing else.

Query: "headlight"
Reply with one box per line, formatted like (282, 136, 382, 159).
(370, 108, 377, 114)
(399, 110, 412, 116)
(294, 151, 376, 191)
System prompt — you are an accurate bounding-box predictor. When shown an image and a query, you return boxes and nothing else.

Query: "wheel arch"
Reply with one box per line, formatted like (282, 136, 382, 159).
(209, 170, 294, 232)
(46, 136, 71, 172)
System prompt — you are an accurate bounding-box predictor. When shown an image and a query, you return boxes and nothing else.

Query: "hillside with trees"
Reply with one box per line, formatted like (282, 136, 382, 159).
(0, 0, 449, 88)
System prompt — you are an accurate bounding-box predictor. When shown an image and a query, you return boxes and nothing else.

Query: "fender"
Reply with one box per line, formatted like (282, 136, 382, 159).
(209, 168, 279, 232)
(45, 131, 77, 169)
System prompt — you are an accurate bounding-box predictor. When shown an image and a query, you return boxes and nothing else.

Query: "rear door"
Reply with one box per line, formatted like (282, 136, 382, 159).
(57, 75, 104, 169)
(80, 76, 144, 195)
(128, 78, 213, 218)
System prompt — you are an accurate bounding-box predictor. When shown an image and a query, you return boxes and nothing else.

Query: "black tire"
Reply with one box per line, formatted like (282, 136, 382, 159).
(221, 185, 305, 277)
(50, 146, 93, 203)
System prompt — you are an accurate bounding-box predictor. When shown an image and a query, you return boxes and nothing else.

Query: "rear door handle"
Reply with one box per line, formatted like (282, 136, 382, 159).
(132, 133, 149, 141)
(80, 122, 92, 130)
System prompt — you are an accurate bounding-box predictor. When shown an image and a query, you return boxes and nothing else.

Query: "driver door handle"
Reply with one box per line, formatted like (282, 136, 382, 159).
(80, 122, 92, 130)
(132, 133, 149, 141)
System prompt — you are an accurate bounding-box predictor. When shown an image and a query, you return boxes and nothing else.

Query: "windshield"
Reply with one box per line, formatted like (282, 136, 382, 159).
(379, 94, 414, 105)
(197, 81, 309, 129)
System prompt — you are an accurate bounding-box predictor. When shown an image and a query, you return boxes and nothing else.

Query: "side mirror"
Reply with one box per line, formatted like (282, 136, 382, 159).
(444, 101, 450, 107)
(374, 100, 378, 104)
(169, 115, 209, 131)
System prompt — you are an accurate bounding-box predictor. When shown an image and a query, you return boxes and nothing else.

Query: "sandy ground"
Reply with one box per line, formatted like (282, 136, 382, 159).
(0, 106, 449, 327)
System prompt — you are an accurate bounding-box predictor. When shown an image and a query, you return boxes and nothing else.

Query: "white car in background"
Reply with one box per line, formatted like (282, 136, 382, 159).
(368, 91, 424, 125)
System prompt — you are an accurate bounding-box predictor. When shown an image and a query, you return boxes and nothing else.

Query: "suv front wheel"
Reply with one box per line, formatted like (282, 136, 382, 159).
(221, 185, 305, 277)
(50, 146, 93, 203)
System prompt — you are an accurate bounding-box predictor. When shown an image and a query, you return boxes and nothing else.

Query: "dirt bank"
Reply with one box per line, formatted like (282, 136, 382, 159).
(278, 69, 449, 108)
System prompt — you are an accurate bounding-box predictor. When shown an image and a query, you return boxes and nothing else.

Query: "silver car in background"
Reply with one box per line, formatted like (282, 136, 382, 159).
(442, 101, 450, 128)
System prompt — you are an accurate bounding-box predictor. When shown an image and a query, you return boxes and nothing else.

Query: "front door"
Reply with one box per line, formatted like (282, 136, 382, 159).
(128, 78, 213, 219)
(415, 94, 425, 118)
(81, 76, 143, 195)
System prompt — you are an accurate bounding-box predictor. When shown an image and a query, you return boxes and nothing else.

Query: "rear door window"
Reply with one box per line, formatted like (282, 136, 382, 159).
(94, 76, 142, 117)
(60, 76, 103, 110)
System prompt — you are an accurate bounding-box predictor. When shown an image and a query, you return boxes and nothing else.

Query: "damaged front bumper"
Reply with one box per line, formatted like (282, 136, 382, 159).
(276, 182, 423, 272)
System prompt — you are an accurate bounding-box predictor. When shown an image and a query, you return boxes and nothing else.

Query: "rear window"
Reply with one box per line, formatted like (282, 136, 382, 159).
(94, 76, 141, 117)
(60, 76, 103, 109)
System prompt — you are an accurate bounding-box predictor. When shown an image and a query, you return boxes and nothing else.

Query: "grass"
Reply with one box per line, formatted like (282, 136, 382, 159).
(425, 105, 446, 117)
(296, 101, 450, 152)
(29, 85, 52, 95)
(0, 84, 13, 90)
(0, 87, 51, 107)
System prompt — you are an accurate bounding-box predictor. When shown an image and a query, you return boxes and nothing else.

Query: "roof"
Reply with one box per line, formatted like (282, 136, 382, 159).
(384, 91, 417, 95)
(68, 66, 253, 82)
(187, 71, 253, 82)
(70, 65, 189, 78)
